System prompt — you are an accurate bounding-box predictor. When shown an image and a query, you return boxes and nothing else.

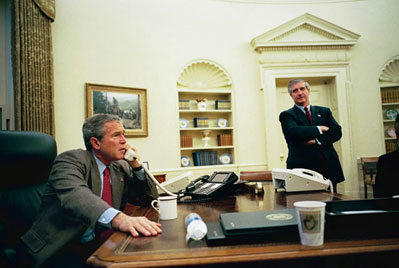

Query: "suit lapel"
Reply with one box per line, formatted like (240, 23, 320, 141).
(311, 106, 323, 125)
(89, 153, 124, 210)
(293, 106, 311, 125)
(89, 153, 102, 197)
(110, 166, 124, 210)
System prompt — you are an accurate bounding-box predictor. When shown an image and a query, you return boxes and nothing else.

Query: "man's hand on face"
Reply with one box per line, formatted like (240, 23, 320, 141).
(111, 212, 162, 237)
(123, 145, 142, 168)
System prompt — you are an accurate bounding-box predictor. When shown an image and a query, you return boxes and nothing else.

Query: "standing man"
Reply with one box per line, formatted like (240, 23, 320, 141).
(279, 79, 345, 191)
(374, 114, 399, 198)
(18, 114, 162, 267)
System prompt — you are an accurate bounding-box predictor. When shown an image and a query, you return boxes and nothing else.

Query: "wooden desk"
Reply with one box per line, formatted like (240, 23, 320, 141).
(87, 183, 399, 267)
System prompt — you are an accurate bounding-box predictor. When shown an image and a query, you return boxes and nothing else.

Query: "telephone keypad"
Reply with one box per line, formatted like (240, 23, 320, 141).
(192, 183, 223, 196)
(186, 172, 238, 199)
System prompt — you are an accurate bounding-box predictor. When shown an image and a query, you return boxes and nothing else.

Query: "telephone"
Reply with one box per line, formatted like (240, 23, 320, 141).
(271, 168, 333, 193)
(184, 171, 238, 199)
(124, 149, 177, 197)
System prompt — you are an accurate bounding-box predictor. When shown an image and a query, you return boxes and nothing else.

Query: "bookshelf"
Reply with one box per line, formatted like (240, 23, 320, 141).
(177, 60, 235, 168)
(380, 85, 399, 153)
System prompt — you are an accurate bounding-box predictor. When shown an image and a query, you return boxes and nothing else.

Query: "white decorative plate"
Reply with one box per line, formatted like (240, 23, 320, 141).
(386, 108, 398, 120)
(179, 119, 189, 128)
(217, 118, 228, 128)
(219, 154, 232, 165)
(181, 156, 191, 167)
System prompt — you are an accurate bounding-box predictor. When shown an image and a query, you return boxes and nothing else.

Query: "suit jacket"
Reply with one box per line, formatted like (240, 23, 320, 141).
(20, 149, 158, 267)
(374, 150, 399, 198)
(279, 105, 345, 184)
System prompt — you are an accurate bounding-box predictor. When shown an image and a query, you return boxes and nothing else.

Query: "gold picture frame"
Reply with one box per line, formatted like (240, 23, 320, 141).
(86, 83, 148, 137)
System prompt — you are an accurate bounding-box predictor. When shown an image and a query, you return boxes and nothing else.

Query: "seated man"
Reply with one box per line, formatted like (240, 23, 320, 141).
(374, 114, 399, 198)
(17, 114, 162, 267)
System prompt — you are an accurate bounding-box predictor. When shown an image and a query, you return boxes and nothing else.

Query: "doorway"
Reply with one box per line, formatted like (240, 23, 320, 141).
(261, 66, 353, 193)
(275, 77, 341, 168)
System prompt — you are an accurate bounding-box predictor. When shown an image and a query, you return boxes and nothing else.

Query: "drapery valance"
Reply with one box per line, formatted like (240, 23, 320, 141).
(33, 0, 55, 21)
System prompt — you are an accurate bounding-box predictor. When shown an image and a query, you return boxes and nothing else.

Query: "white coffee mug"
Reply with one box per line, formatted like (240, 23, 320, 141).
(151, 195, 178, 220)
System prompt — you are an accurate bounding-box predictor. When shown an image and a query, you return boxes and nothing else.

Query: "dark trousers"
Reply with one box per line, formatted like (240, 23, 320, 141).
(43, 235, 102, 268)
(318, 153, 338, 193)
(13, 233, 102, 268)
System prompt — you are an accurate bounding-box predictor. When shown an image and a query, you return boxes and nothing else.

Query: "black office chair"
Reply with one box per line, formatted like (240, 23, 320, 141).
(0, 130, 57, 265)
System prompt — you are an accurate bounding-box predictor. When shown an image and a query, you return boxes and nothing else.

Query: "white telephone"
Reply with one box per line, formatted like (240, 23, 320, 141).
(271, 168, 333, 193)
(124, 149, 177, 197)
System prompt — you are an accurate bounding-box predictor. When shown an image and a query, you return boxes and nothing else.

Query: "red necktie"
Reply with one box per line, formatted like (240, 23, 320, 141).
(102, 167, 113, 206)
(101, 167, 114, 242)
(304, 106, 312, 124)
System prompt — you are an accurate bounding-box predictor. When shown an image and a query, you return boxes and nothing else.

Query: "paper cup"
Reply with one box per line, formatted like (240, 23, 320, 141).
(294, 201, 326, 246)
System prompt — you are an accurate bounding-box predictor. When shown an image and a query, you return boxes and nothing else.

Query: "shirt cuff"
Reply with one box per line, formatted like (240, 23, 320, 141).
(98, 208, 120, 228)
(133, 167, 146, 181)
(315, 138, 321, 145)
(317, 126, 323, 134)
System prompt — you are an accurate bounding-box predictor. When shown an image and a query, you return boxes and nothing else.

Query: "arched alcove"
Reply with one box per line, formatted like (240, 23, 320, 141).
(379, 55, 399, 153)
(176, 59, 235, 173)
(380, 56, 399, 84)
(177, 60, 232, 89)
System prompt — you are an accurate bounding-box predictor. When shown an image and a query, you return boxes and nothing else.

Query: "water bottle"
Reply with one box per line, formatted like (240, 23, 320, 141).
(185, 213, 208, 242)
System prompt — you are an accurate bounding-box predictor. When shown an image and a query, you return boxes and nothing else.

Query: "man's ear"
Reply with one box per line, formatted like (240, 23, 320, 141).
(90, 137, 100, 150)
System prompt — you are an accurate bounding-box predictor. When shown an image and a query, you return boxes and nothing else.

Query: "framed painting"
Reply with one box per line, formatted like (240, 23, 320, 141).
(86, 83, 148, 137)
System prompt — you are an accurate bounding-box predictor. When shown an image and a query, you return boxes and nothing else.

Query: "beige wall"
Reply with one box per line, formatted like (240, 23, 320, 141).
(52, 0, 399, 182)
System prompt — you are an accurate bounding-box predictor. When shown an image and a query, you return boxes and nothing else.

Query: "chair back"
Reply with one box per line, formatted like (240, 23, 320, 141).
(360, 157, 378, 198)
(360, 157, 378, 180)
(0, 131, 57, 249)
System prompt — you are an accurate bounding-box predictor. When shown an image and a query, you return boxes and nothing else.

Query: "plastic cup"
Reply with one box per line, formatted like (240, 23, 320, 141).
(294, 201, 326, 246)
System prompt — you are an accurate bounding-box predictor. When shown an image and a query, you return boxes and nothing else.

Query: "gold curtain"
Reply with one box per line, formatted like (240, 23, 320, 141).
(12, 0, 55, 136)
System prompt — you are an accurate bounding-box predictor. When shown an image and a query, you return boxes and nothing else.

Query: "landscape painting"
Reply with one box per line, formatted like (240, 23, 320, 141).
(86, 83, 148, 137)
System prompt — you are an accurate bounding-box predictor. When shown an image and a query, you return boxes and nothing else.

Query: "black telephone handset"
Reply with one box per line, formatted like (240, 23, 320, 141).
(185, 171, 238, 199)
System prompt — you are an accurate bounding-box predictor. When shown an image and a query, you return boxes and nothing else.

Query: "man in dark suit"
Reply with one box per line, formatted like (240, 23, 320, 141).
(279, 79, 345, 192)
(374, 115, 399, 198)
(18, 114, 162, 267)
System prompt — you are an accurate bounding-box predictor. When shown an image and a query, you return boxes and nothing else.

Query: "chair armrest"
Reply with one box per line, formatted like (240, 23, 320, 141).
(239, 171, 272, 182)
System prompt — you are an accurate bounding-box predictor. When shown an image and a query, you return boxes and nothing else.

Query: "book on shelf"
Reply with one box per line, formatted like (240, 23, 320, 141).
(192, 151, 218, 166)
(194, 117, 209, 128)
(215, 100, 231, 110)
(179, 99, 190, 110)
(385, 140, 397, 153)
(180, 135, 193, 148)
(381, 89, 399, 104)
(217, 134, 232, 146)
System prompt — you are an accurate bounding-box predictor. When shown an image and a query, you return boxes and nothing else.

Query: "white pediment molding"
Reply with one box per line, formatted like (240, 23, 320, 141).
(251, 13, 360, 51)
